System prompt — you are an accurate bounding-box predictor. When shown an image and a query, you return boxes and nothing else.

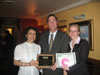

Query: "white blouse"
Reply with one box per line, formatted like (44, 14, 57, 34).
(69, 36, 81, 52)
(14, 42, 41, 75)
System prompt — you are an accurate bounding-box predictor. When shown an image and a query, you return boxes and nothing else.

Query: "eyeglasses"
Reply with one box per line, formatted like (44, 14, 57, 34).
(69, 30, 79, 32)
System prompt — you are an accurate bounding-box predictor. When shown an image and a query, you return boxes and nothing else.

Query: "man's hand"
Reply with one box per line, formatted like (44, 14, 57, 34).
(51, 63, 57, 70)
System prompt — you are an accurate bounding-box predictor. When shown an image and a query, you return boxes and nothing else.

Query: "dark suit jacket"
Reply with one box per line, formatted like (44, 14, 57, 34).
(67, 39, 90, 75)
(39, 30, 69, 75)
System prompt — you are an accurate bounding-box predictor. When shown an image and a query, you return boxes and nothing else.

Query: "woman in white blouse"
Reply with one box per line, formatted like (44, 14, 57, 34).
(14, 27, 41, 75)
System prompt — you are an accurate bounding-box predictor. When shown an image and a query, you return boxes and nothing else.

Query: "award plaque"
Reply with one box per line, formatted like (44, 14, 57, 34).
(56, 52, 76, 68)
(37, 54, 55, 68)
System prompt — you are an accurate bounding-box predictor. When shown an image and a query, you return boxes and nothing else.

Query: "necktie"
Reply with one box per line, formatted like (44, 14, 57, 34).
(49, 34, 53, 52)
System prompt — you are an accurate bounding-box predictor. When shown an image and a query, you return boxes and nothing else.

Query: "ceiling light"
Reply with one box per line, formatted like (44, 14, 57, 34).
(4, 0, 15, 5)
(34, 10, 37, 13)
(73, 14, 86, 20)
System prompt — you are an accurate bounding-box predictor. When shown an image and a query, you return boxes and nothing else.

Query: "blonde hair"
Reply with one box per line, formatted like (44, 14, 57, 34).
(69, 24, 80, 32)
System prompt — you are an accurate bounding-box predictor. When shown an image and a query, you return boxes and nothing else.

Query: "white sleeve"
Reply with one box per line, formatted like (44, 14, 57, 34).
(38, 45, 41, 54)
(14, 45, 22, 60)
(38, 45, 43, 73)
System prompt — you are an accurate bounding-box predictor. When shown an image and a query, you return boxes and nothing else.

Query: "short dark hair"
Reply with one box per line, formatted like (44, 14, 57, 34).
(22, 26, 39, 42)
(47, 14, 58, 23)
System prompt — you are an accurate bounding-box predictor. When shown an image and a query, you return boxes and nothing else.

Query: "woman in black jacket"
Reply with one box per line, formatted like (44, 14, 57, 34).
(63, 24, 90, 75)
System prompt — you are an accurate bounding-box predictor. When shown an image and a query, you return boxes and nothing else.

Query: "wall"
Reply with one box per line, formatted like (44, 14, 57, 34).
(20, 18, 38, 32)
(38, 2, 100, 60)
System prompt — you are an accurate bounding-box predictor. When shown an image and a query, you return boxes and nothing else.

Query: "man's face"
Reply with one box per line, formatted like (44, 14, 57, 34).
(48, 16, 58, 32)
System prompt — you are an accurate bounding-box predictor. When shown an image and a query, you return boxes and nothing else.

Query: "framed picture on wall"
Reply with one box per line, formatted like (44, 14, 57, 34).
(58, 25, 67, 32)
(69, 20, 94, 51)
(58, 20, 67, 32)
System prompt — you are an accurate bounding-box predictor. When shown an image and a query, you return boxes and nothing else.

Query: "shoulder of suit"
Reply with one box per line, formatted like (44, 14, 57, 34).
(41, 31, 49, 36)
(41, 30, 68, 36)
(58, 30, 68, 36)
(80, 39, 88, 44)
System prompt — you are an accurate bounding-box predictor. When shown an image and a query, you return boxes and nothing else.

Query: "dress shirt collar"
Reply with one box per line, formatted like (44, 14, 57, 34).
(69, 36, 81, 52)
(50, 30, 57, 36)
(25, 41, 34, 47)
(48, 30, 58, 43)
(70, 36, 81, 44)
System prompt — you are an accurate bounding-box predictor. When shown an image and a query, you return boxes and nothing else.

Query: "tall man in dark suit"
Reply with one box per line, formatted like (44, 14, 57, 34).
(39, 14, 69, 75)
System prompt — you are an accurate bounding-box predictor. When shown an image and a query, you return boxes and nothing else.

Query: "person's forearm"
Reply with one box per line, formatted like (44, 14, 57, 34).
(64, 70, 68, 75)
(68, 61, 84, 73)
(14, 60, 31, 67)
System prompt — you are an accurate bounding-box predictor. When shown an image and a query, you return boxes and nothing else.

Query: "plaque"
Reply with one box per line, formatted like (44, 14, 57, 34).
(56, 52, 76, 68)
(37, 54, 55, 68)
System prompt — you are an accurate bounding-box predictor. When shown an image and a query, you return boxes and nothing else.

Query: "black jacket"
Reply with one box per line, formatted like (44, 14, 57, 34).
(67, 39, 90, 75)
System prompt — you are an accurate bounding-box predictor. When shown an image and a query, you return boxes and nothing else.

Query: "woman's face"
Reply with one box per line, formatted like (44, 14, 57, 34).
(69, 26, 80, 40)
(26, 29, 36, 43)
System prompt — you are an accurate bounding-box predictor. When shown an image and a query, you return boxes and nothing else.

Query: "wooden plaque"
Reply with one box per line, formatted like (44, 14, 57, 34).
(37, 54, 55, 68)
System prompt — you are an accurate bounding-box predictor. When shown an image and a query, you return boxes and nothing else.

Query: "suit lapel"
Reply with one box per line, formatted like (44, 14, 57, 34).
(45, 32, 49, 53)
(72, 44, 79, 52)
(72, 39, 82, 52)
(67, 44, 71, 52)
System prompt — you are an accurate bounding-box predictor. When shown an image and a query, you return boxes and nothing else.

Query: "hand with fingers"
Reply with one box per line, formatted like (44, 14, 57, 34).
(30, 60, 39, 67)
(51, 63, 57, 71)
(62, 65, 69, 71)
(62, 65, 69, 75)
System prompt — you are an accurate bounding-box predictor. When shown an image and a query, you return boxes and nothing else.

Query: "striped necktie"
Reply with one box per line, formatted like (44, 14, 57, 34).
(49, 34, 53, 52)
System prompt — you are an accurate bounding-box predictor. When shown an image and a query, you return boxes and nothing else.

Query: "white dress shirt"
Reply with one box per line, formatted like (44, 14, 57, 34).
(48, 30, 58, 44)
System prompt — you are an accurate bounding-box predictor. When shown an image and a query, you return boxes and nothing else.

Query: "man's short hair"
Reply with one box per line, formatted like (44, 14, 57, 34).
(47, 14, 58, 23)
